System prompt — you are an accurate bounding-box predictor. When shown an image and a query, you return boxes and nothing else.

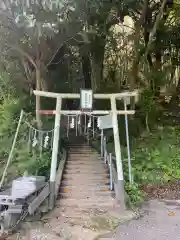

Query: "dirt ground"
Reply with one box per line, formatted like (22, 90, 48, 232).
(8, 205, 136, 240)
(6, 180, 180, 240)
(114, 199, 180, 240)
(11, 199, 180, 240)
(142, 180, 180, 200)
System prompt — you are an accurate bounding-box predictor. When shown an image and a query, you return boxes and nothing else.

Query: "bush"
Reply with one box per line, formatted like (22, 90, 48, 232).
(132, 126, 180, 184)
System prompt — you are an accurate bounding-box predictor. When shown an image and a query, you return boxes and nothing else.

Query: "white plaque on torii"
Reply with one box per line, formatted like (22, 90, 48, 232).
(80, 89, 93, 111)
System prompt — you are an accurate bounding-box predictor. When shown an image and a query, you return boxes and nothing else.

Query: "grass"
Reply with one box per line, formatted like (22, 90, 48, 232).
(124, 126, 180, 205)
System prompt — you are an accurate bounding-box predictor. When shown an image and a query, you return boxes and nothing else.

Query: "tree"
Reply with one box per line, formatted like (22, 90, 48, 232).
(0, 0, 84, 127)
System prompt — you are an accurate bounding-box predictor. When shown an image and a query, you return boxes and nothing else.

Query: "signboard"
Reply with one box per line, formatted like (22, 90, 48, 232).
(98, 114, 113, 130)
(80, 89, 93, 111)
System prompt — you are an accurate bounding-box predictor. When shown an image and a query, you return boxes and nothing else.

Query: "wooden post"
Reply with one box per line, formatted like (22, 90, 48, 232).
(49, 97, 62, 209)
(0, 110, 24, 189)
(110, 96, 126, 209)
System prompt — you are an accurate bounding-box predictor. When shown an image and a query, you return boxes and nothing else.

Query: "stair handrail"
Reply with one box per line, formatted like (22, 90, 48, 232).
(97, 130, 121, 199)
(102, 135, 113, 190)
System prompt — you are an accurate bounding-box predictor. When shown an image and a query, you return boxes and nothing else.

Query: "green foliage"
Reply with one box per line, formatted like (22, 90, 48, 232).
(0, 70, 54, 185)
(92, 125, 180, 207)
(16, 147, 52, 180)
(125, 183, 145, 206)
(113, 126, 180, 206)
(0, 75, 23, 164)
(141, 89, 154, 113)
(132, 127, 180, 184)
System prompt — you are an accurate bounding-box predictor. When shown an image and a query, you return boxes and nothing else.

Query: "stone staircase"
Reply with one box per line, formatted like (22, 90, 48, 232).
(13, 139, 118, 240)
(59, 141, 115, 208)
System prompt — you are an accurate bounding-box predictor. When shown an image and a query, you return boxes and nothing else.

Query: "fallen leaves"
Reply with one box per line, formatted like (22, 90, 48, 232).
(168, 212, 175, 216)
(141, 181, 180, 200)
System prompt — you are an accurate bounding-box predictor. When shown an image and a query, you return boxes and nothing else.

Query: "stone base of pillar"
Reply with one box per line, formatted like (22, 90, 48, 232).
(115, 180, 126, 210)
(49, 181, 55, 210)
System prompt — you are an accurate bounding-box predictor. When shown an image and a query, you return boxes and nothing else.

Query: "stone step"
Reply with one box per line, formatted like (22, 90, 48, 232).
(62, 179, 109, 186)
(61, 180, 110, 186)
(67, 158, 100, 162)
(69, 152, 99, 156)
(68, 154, 100, 157)
(69, 146, 97, 153)
(63, 172, 108, 176)
(65, 164, 107, 169)
(69, 145, 94, 148)
(66, 159, 104, 165)
(61, 180, 110, 187)
(59, 198, 115, 207)
(56, 208, 92, 219)
(64, 169, 108, 175)
(65, 164, 105, 169)
(63, 173, 109, 180)
(68, 144, 87, 146)
(69, 148, 96, 150)
(66, 161, 102, 165)
(64, 169, 109, 176)
(67, 159, 101, 163)
(65, 162, 105, 166)
(64, 167, 108, 173)
(69, 145, 93, 148)
(59, 191, 113, 199)
(62, 179, 109, 184)
(69, 149, 99, 152)
(68, 154, 100, 158)
(69, 148, 97, 151)
(59, 185, 111, 192)
(68, 157, 99, 160)
(54, 206, 113, 220)
(65, 165, 107, 170)
(68, 146, 90, 148)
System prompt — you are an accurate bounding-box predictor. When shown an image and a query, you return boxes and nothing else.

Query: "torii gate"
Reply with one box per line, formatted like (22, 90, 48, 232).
(33, 90, 137, 209)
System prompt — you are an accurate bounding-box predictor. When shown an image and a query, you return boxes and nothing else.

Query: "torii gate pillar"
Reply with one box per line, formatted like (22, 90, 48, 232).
(49, 97, 62, 209)
(111, 96, 125, 209)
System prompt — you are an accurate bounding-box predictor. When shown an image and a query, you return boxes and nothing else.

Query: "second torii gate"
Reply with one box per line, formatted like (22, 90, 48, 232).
(33, 90, 137, 210)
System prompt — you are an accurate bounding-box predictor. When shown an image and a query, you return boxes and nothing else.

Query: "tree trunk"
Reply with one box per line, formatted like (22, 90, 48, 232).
(91, 37, 105, 91)
(91, 55, 104, 91)
(154, 45, 161, 97)
(35, 66, 42, 129)
(144, 0, 167, 58)
(82, 54, 91, 88)
(130, 30, 141, 109)
(130, 0, 150, 109)
(175, 77, 180, 96)
(169, 75, 180, 110)
(40, 63, 49, 91)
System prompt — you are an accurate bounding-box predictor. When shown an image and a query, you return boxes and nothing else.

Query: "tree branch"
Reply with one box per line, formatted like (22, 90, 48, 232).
(144, 0, 167, 59)
(46, 32, 83, 67)
(6, 44, 38, 69)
